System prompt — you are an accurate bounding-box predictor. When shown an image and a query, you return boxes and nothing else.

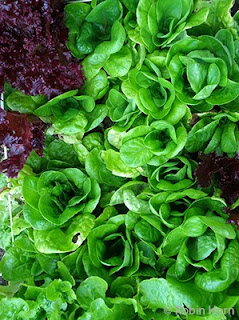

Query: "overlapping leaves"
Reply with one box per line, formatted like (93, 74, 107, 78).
(0, 0, 239, 319)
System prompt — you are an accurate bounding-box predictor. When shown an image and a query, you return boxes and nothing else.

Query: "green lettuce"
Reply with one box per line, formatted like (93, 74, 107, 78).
(186, 111, 239, 155)
(65, 0, 122, 59)
(1, 0, 239, 319)
(148, 156, 197, 191)
(136, 0, 209, 50)
(167, 29, 239, 111)
(120, 120, 187, 167)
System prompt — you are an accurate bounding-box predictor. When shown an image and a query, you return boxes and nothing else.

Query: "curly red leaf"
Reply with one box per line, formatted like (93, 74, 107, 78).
(0, 109, 45, 177)
(0, 0, 84, 98)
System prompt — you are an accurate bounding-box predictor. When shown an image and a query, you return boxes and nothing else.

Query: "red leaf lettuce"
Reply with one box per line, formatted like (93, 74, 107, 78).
(0, 109, 45, 177)
(196, 153, 239, 205)
(0, 0, 84, 98)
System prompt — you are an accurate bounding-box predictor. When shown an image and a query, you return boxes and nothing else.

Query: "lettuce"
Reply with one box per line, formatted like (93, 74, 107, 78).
(0, 110, 45, 177)
(0, 0, 84, 98)
(196, 153, 239, 205)
(167, 29, 239, 111)
(136, 0, 209, 51)
(1, 0, 239, 319)
(186, 112, 239, 155)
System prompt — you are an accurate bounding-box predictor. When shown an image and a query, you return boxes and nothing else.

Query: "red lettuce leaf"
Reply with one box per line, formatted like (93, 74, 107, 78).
(196, 153, 239, 205)
(0, 109, 45, 177)
(0, 0, 84, 98)
(226, 207, 239, 230)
